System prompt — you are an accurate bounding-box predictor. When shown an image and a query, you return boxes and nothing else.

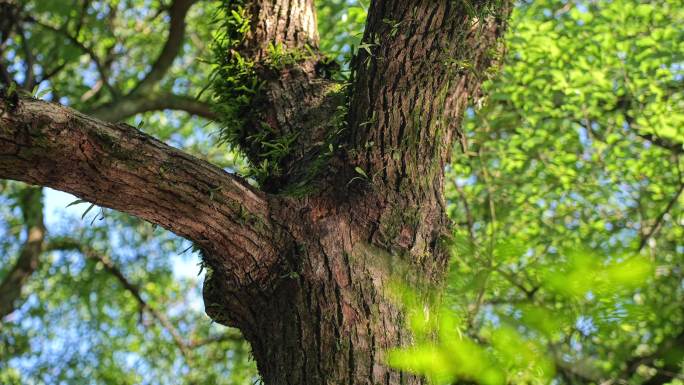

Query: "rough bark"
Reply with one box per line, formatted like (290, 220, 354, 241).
(0, 0, 512, 384)
(212, 0, 338, 193)
(345, 0, 509, 270)
(205, 1, 511, 384)
(0, 97, 291, 290)
(206, 196, 434, 385)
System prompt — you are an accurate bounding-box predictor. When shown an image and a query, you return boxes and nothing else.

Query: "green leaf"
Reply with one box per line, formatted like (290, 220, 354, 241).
(81, 204, 96, 220)
(66, 199, 88, 208)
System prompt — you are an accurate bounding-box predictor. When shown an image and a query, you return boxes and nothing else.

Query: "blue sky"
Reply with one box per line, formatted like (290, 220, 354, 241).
(43, 187, 204, 287)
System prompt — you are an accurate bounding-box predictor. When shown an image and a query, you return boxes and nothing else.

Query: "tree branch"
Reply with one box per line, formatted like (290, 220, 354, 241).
(335, 0, 512, 260)
(45, 237, 194, 362)
(638, 182, 684, 251)
(347, 0, 511, 192)
(26, 15, 118, 97)
(622, 329, 684, 384)
(636, 132, 684, 154)
(188, 331, 244, 348)
(610, 93, 684, 154)
(0, 53, 11, 86)
(16, 23, 35, 90)
(95, 251, 192, 361)
(208, 0, 329, 192)
(130, 0, 196, 95)
(86, 92, 217, 122)
(0, 96, 290, 289)
(65, 0, 210, 124)
(0, 186, 45, 320)
(39, 62, 68, 84)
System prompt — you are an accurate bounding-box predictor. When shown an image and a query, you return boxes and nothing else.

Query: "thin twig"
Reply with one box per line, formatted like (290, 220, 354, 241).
(16, 23, 35, 90)
(26, 16, 118, 97)
(638, 182, 684, 251)
(45, 238, 193, 362)
(84, 251, 193, 362)
(39, 0, 91, 84)
(188, 332, 243, 348)
(455, 183, 476, 244)
(0, 56, 11, 85)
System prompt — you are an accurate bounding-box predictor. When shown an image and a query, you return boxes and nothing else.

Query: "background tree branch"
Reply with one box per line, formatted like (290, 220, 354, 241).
(636, 132, 684, 154)
(46, 237, 194, 363)
(0, 186, 44, 320)
(86, 92, 217, 122)
(130, 0, 196, 96)
(18, 0, 210, 123)
(26, 15, 118, 97)
(16, 23, 35, 91)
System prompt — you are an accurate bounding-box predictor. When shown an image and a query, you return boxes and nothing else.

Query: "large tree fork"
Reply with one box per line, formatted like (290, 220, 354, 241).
(0, 0, 512, 384)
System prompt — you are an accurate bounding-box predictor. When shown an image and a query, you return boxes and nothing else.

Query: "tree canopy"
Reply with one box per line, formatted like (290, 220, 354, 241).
(0, 0, 683, 384)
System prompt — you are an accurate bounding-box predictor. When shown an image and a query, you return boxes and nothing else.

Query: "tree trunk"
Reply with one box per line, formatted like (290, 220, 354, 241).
(205, 193, 443, 385)
(0, 0, 511, 383)
(202, 1, 510, 383)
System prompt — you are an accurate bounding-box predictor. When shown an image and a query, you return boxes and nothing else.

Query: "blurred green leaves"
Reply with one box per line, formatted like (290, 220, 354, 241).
(387, 244, 651, 384)
(542, 250, 652, 300)
(389, 0, 683, 383)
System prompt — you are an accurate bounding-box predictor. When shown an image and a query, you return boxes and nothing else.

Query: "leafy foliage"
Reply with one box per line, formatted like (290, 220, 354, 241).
(1, 0, 683, 384)
(397, 0, 684, 383)
(210, 0, 259, 147)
